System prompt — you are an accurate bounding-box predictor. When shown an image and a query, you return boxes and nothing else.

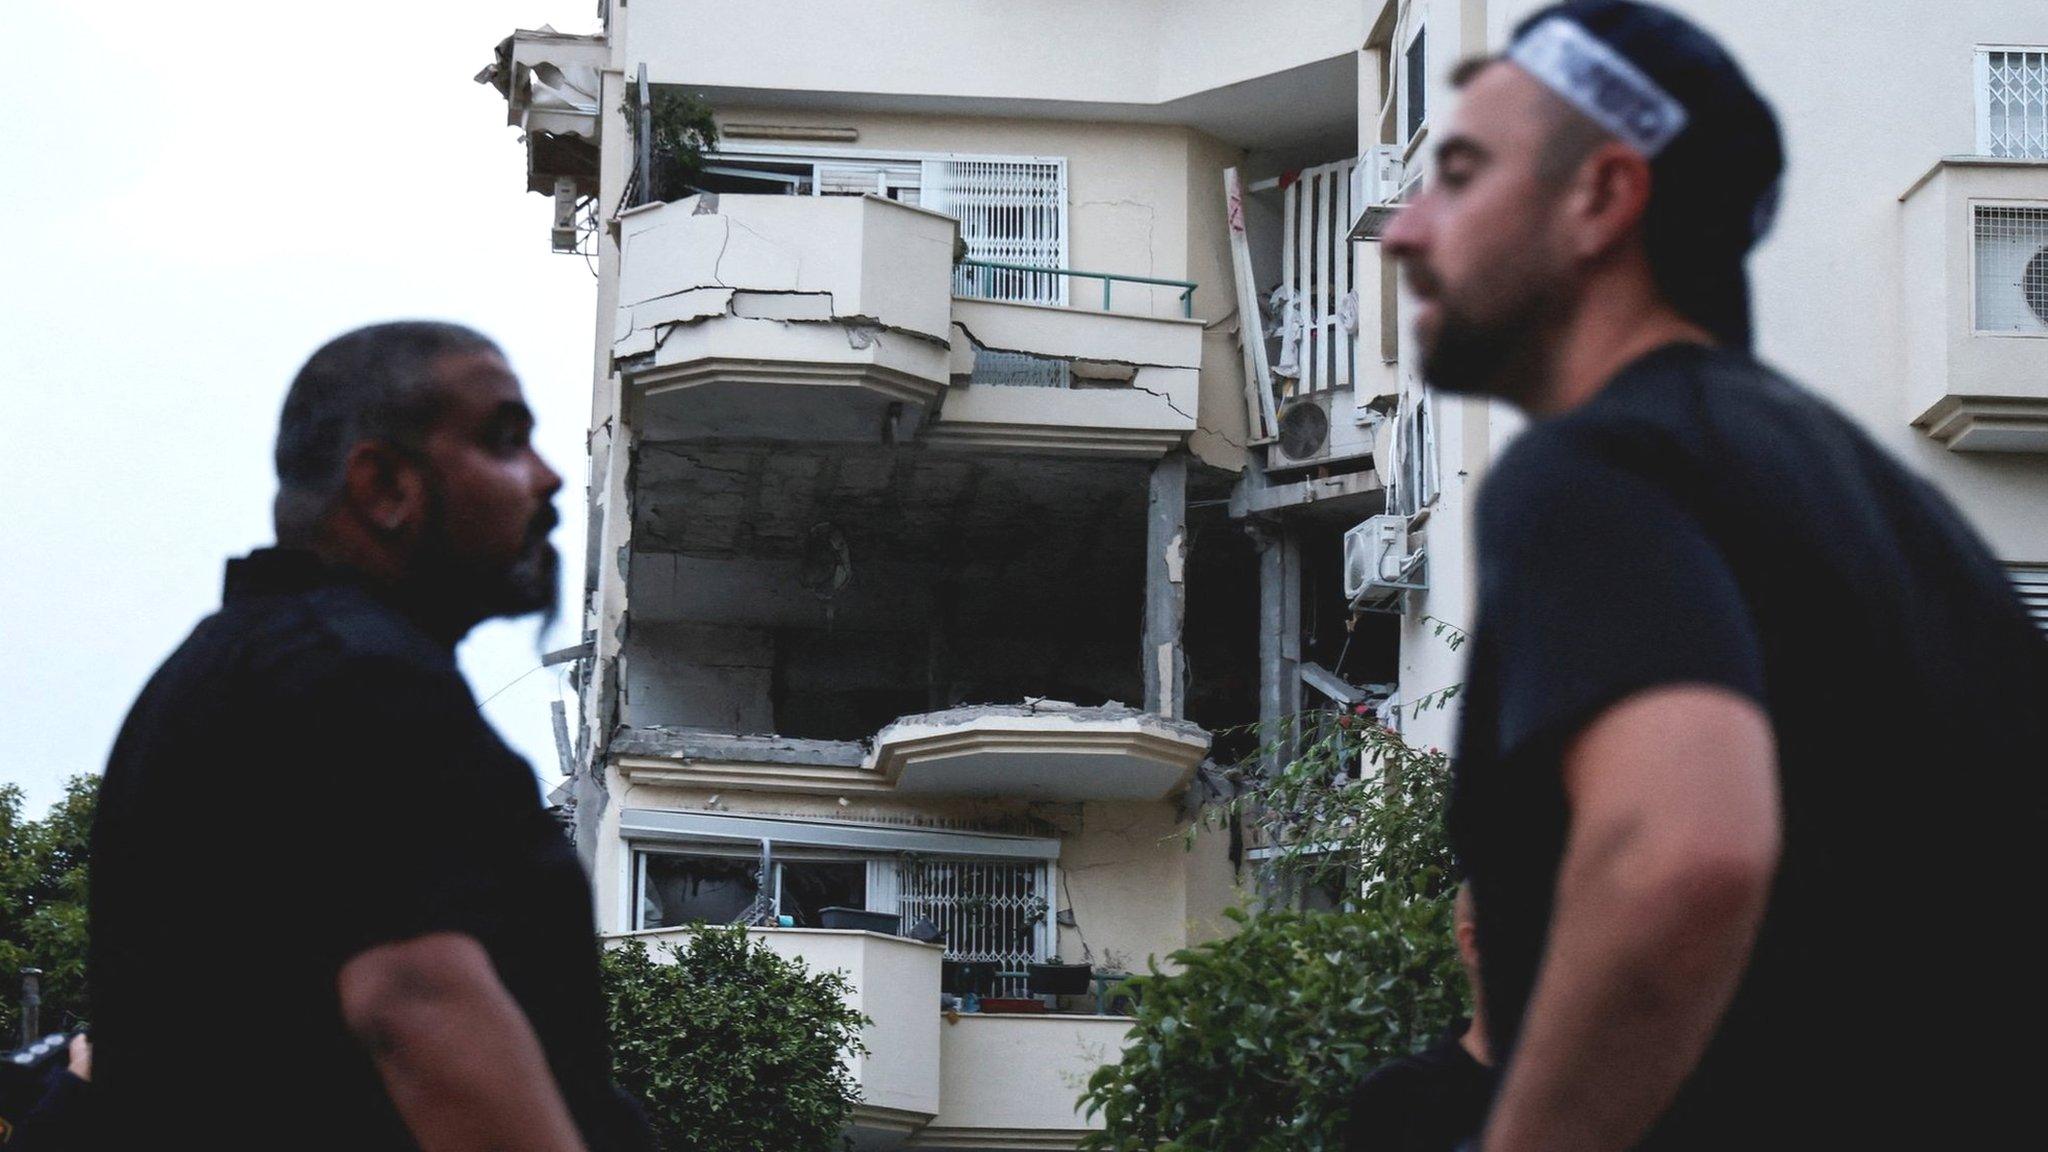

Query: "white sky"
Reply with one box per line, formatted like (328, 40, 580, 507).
(0, 2, 603, 815)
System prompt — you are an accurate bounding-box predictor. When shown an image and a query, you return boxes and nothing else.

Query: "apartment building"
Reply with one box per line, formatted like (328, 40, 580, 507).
(479, 2, 2048, 1147)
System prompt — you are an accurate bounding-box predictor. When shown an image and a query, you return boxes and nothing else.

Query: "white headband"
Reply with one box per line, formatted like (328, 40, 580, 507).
(1508, 16, 1689, 157)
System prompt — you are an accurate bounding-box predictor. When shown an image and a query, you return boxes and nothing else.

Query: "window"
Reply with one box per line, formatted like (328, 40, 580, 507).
(639, 852, 763, 928)
(697, 150, 1070, 306)
(924, 158, 1070, 305)
(636, 850, 867, 930)
(1405, 28, 1428, 142)
(898, 857, 1053, 993)
(1972, 205, 2048, 334)
(1978, 48, 2048, 159)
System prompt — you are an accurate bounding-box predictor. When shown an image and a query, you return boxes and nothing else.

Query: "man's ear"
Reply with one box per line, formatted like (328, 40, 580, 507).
(341, 441, 428, 538)
(1565, 141, 1655, 263)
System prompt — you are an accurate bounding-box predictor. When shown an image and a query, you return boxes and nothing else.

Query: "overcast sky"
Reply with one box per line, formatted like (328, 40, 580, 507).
(0, 2, 603, 815)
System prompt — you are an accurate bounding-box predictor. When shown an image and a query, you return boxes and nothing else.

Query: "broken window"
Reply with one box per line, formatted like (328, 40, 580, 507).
(639, 852, 762, 928)
(632, 846, 1054, 984)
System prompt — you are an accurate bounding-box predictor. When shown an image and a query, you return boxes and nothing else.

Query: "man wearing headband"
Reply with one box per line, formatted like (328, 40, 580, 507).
(1382, 2, 2047, 1149)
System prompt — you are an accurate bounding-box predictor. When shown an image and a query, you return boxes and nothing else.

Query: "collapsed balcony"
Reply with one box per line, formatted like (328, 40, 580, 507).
(614, 444, 1210, 801)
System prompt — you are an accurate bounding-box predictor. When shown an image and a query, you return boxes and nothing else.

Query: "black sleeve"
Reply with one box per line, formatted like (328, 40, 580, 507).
(280, 653, 541, 963)
(1475, 436, 1766, 765)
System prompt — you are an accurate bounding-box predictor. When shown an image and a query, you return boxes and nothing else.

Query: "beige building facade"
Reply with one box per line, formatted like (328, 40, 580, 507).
(481, 2, 2048, 1146)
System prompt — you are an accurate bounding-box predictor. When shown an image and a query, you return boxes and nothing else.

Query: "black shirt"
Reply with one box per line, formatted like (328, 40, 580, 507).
(1345, 1023, 1494, 1152)
(1449, 345, 2048, 1149)
(89, 549, 652, 1152)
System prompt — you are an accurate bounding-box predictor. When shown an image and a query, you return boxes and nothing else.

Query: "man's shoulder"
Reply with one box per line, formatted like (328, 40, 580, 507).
(1480, 347, 1852, 531)
(179, 584, 463, 715)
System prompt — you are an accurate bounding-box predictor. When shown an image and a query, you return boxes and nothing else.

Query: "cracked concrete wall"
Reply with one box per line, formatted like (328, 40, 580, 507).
(623, 622, 775, 733)
(613, 193, 958, 358)
(1057, 801, 1243, 969)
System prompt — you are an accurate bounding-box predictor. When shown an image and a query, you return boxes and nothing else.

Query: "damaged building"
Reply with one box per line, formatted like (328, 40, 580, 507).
(478, 2, 2048, 1147)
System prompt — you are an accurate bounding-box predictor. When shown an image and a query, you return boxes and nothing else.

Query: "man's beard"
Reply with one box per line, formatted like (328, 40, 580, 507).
(1413, 261, 1565, 405)
(413, 487, 562, 635)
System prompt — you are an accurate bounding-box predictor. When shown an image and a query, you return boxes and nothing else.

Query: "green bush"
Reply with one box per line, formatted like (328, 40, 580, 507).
(1, 776, 96, 1041)
(1079, 709, 1466, 1152)
(601, 927, 868, 1152)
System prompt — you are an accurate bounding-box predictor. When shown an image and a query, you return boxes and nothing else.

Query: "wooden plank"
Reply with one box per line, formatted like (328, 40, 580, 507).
(1316, 167, 1334, 392)
(1224, 167, 1278, 442)
(1336, 160, 1354, 391)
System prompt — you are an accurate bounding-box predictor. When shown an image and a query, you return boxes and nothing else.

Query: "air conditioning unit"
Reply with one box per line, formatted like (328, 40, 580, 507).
(1974, 206, 2048, 334)
(1343, 513, 1426, 614)
(1348, 144, 1408, 241)
(551, 176, 580, 254)
(1268, 390, 1378, 471)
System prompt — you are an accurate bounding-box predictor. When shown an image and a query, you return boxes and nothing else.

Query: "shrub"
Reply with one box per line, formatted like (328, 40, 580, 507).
(1079, 711, 1466, 1151)
(601, 927, 868, 1152)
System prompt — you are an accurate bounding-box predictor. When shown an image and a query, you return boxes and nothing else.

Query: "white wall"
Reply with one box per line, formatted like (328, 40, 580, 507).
(627, 0, 1361, 108)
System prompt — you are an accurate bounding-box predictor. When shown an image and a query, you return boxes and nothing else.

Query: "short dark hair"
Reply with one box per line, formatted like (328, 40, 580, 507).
(272, 321, 501, 545)
(1449, 54, 1613, 184)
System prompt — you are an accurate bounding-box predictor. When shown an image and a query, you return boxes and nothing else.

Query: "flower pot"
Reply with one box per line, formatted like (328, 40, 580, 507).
(1026, 961, 1094, 996)
(818, 906, 900, 934)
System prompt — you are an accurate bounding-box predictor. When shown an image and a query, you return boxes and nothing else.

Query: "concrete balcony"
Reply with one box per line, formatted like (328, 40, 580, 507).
(1900, 157, 2048, 452)
(612, 927, 945, 1137)
(873, 703, 1209, 802)
(938, 299, 1204, 458)
(609, 927, 1130, 1150)
(611, 192, 1209, 455)
(913, 1014, 1133, 1150)
(613, 194, 960, 441)
(612, 701, 1210, 802)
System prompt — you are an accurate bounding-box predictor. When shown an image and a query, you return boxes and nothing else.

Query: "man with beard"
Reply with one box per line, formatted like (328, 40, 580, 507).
(89, 322, 653, 1152)
(1380, 3, 2046, 1150)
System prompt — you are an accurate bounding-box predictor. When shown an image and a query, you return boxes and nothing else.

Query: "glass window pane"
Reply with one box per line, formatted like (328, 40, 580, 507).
(640, 853, 761, 929)
(777, 861, 867, 928)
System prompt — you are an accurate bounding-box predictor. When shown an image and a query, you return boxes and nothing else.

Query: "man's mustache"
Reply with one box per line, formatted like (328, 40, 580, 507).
(526, 505, 560, 547)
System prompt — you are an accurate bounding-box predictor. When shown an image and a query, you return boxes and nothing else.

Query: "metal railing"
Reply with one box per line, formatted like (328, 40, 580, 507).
(957, 258, 1197, 318)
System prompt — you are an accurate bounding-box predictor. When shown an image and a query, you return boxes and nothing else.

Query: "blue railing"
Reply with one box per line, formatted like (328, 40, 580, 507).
(957, 259, 1196, 318)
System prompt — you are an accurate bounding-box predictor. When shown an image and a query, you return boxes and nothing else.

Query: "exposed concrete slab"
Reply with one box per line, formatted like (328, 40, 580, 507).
(873, 701, 1209, 801)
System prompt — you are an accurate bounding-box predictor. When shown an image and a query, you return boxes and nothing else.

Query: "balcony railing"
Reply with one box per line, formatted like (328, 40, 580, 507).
(958, 258, 1196, 317)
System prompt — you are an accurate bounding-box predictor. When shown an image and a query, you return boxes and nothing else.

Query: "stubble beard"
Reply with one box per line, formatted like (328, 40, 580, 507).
(1412, 250, 1568, 408)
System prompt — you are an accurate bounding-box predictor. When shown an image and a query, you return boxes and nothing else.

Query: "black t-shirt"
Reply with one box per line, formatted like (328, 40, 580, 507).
(1450, 344, 2048, 1150)
(1345, 1023, 1495, 1152)
(89, 549, 652, 1152)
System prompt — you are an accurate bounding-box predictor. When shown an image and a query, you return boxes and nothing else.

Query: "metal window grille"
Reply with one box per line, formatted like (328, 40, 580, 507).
(924, 159, 1068, 305)
(1278, 158, 1359, 395)
(898, 857, 1052, 998)
(2011, 565, 2048, 636)
(923, 157, 1070, 388)
(1981, 49, 2048, 159)
(1973, 206, 2048, 332)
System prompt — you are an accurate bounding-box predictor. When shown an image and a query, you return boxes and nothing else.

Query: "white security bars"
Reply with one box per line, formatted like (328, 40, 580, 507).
(898, 857, 1054, 997)
(1978, 49, 2048, 159)
(1973, 205, 2048, 333)
(924, 158, 1070, 305)
(1278, 158, 1359, 395)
